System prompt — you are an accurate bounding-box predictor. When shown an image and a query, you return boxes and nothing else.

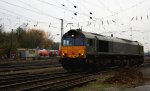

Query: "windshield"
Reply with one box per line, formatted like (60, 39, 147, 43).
(62, 38, 84, 46)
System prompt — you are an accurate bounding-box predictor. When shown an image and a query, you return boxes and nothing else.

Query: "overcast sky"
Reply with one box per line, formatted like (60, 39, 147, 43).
(0, 0, 150, 52)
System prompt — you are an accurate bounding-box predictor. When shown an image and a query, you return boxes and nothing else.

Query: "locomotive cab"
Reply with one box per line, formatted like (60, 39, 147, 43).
(60, 29, 88, 71)
(61, 29, 86, 58)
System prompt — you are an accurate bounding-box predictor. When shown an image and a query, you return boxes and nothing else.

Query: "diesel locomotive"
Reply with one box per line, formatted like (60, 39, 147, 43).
(59, 29, 144, 71)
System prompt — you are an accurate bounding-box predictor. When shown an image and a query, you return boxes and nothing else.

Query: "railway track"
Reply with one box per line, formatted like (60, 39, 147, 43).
(0, 65, 120, 91)
(0, 63, 149, 91)
(0, 63, 61, 72)
(21, 72, 97, 91)
(0, 71, 87, 91)
(0, 71, 70, 86)
(0, 58, 60, 72)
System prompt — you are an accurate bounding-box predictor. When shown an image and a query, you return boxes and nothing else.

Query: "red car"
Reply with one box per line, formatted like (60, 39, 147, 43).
(39, 50, 49, 56)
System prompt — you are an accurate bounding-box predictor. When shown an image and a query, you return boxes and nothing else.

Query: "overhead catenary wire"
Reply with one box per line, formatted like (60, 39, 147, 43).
(0, 7, 61, 29)
(99, 0, 148, 19)
(16, 0, 71, 23)
(0, 0, 149, 32)
(0, 8, 36, 22)
(0, 0, 148, 23)
(37, 0, 66, 11)
(58, 0, 148, 25)
(37, 0, 91, 20)
(17, 0, 43, 12)
(36, 0, 74, 15)
(36, 0, 82, 22)
(67, 0, 91, 18)
(36, 0, 93, 29)
(0, 0, 74, 29)
(0, 0, 61, 20)
(97, 0, 113, 14)
(0, 7, 55, 24)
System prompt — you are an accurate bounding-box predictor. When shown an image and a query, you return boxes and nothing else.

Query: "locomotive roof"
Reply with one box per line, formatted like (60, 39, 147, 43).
(63, 29, 142, 46)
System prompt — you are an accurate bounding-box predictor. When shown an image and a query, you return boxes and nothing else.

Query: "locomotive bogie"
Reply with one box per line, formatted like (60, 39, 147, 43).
(60, 58, 87, 71)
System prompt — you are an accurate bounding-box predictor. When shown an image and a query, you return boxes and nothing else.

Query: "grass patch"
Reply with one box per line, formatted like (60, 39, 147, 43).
(70, 82, 112, 91)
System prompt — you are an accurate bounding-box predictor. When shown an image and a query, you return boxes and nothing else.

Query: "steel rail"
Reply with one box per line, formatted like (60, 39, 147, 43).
(0, 72, 86, 91)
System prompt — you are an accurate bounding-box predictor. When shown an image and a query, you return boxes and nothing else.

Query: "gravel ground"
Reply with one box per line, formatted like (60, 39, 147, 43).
(70, 58, 150, 91)
(103, 67, 150, 91)
(70, 67, 150, 91)
(69, 67, 150, 91)
(107, 58, 150, 91)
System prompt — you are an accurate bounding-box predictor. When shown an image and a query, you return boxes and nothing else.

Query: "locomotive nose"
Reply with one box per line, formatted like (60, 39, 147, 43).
(61, 46, 86, 58)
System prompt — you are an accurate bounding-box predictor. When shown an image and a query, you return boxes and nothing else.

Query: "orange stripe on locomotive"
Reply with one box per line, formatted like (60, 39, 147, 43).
(61, 46, 86, 58)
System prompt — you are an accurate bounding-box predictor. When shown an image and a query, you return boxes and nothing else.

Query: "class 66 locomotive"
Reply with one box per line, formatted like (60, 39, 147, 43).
(59, 29, 144, 71)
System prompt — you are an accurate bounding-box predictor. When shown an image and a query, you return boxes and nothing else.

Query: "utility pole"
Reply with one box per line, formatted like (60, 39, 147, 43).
(130, 27, 132, 40)
(11, 29, 13, 50)
(9, 29, 13, 58)
(60, 19, 64, 50)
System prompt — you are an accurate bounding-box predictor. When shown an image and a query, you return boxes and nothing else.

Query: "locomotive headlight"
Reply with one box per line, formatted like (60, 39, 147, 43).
(71, 34, 75, 37)
(62, 53, 67, 57)
(81, 53, 84, 56)
(62, 53, 65, 56)
(79, 53, 84, 57)
(78, 50, 85, 57)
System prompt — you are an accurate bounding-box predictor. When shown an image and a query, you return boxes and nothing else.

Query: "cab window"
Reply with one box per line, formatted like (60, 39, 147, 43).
(63, 38, 73, 46)
(62, 35, 84, 46)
